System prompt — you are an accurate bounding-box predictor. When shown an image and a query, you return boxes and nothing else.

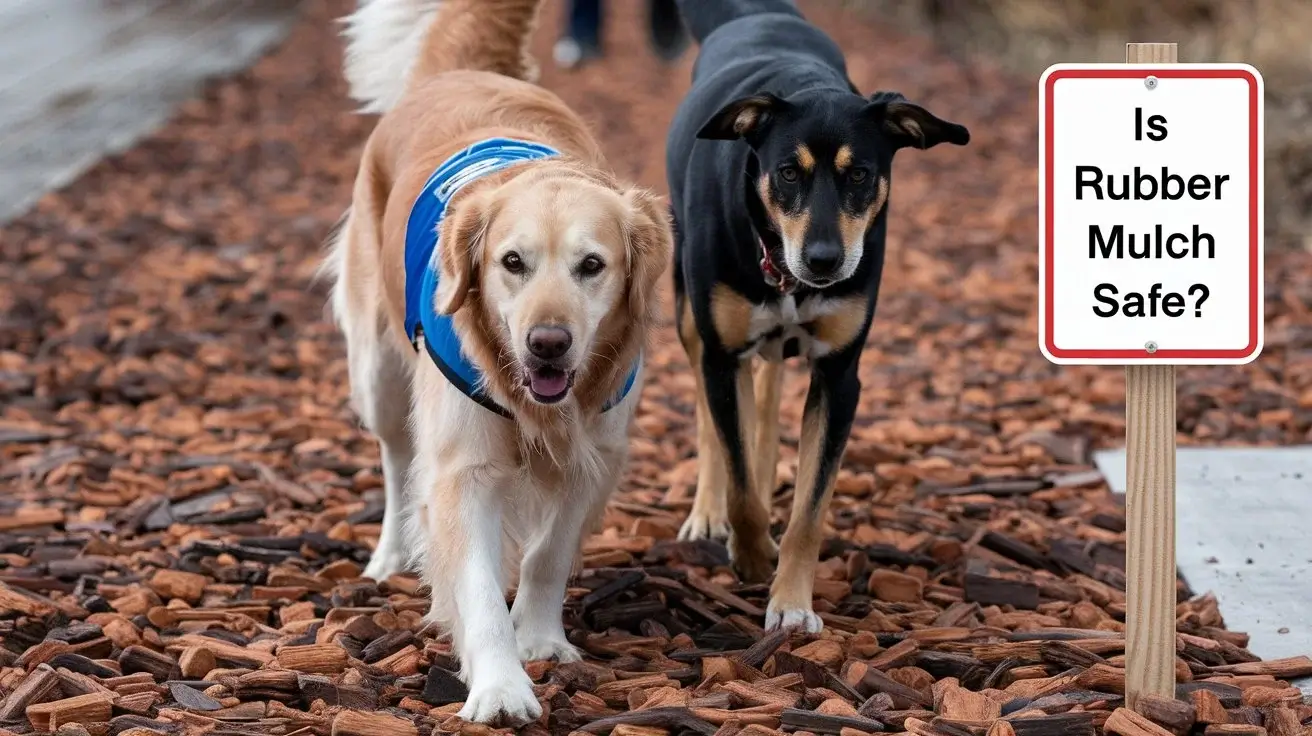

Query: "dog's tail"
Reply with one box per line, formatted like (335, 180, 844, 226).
(341, 0, 543, 115)
(673, 0, 803, 44)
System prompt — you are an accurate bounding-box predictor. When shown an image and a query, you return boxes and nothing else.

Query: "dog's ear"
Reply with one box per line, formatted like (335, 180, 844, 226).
(864, 91, 970, 150)
(697, 93, 789, 141)
(434, 189, 495, 315)
(621, 187, 673, 324)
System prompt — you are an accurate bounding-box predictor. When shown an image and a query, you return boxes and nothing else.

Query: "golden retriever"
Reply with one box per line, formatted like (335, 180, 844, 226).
(323, 0, 672, 725)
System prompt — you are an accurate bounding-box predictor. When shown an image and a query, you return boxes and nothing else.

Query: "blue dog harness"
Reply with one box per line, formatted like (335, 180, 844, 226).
(403, 137, 639, 418)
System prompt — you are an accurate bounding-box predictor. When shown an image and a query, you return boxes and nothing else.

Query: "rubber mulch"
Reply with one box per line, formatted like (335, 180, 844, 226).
(2, 1, 1311, 735)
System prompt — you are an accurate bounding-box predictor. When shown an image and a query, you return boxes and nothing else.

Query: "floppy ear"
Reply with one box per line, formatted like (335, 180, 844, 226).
(434, 190, 495, 315)
(864, 91, 970, 150)
(621, 187, 674, 324)
(696, 92, 789, 141)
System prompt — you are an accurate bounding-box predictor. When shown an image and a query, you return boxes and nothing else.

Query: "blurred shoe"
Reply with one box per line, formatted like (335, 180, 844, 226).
(555, 0, 603, 70)
(552, 35, 602, 69)
(647, 0, 689, 62)
(553, 37, 583, 68)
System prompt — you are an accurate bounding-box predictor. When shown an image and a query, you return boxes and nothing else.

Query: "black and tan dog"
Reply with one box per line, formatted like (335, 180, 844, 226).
(665, 0, 970, 632)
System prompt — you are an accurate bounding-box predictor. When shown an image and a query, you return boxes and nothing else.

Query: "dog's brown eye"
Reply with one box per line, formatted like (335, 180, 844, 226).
(579, 255, 605, 276)
(501, 252, 525, 273)
(778, 165, 800, 183)
(850, 168, 869, 183)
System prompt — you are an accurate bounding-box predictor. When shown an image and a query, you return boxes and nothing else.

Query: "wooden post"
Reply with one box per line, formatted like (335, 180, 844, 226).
(1123, 42, 1179, 710)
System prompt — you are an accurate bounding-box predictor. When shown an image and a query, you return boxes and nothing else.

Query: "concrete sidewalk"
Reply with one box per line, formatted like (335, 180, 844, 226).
(0, 0, 299, 223)
(1095, 446, 1312, 691)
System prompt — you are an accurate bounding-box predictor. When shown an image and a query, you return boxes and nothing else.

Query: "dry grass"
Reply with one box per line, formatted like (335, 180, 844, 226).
(841, 0, 1312, 250)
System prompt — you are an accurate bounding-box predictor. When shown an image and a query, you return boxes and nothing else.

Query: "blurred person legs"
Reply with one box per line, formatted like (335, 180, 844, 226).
(553, 0, 602, 69)
(552, 0, 688, 70)
(646, 0, 688, 62)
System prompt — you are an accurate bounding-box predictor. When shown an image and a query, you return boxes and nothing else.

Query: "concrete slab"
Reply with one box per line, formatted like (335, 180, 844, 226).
(0, 0, 300, 223)
(1094, 446, 1312, 685)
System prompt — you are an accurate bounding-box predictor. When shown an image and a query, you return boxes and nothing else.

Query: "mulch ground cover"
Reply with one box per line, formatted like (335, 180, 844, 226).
(3, 1, 1312, 735)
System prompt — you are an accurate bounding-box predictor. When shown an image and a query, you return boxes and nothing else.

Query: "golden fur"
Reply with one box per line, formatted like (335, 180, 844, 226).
(325, 0, 671, 726)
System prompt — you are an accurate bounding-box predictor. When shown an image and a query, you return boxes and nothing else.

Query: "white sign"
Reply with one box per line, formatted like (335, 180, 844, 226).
(1038, 63, 1264, 365)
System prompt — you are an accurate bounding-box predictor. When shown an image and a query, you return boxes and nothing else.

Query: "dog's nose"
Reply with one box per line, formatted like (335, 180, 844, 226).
(803, 241, 843, 276)
(527, 325, 572, 360)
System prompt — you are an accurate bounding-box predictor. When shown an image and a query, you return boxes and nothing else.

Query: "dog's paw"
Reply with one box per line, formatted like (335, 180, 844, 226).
(765, 602, 823, 634)
(362, 547, 406, 581)
(457, 670, 542, 726)
(728, 530, 778, 584)
(516, 630, 582, 664)
(677, 510, 731, 541)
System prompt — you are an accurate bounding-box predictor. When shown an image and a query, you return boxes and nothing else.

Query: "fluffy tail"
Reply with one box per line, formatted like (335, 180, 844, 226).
(673, 0, 803, 44)
(341, 0, 543, 115)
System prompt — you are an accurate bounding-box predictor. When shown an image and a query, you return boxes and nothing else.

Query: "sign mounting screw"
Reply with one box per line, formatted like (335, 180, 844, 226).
(1145, 75, 1158, 90)
(1144, 341, 1159, 353)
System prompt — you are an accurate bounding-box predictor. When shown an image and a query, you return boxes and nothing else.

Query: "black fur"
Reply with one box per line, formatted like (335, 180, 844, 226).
(665, 0, 970, 581)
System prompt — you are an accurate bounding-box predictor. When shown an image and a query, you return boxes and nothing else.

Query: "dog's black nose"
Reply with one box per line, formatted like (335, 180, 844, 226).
(803, 241, 843, 276)
(527, 326, 572, 360)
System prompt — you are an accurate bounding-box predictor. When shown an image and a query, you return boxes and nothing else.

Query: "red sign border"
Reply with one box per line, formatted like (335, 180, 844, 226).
(1041, 67, 1261, 361)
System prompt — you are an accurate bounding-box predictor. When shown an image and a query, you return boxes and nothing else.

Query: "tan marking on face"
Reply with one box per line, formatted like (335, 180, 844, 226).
(834, 145, 853, 173)
(837, 176, 888, 253)
(837, 209, 872, 255)
(757, 175, 810, 250)
(811, 294, 869, 351)
(795, 144, 815, 173)
(709, 283, 755, 351)
(873, 175, 889, 216)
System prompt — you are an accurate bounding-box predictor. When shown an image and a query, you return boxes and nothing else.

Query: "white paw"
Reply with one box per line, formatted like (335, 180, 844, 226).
(362, 547, 406, 581)
(457, 671, 542, 726)
(677, 510, 730, 541)
(765, 602, 823, 634)
(515, 630, 582, 663)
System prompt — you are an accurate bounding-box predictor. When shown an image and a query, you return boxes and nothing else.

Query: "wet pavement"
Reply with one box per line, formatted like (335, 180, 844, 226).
(0, 0, 300, 222)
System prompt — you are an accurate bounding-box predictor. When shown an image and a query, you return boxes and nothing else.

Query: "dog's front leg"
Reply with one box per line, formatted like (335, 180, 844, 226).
(423, 469, 542, 726)
(509, 485, 605, 663)
(702, 350, 777, 583)
(767, 352, 860, 633)
(678, 362, 732, 541)
(408, 363, 537, 726)
(753, 358, 785, 509)
(363, 435, 414, 580)
(676, 297, 731, 541)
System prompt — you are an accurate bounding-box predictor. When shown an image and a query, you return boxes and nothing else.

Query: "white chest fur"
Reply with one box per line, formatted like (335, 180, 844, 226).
(744, 294, 851, 361)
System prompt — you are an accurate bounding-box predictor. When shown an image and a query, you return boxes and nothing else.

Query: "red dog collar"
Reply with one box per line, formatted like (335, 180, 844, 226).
(759, 238, 796, 295)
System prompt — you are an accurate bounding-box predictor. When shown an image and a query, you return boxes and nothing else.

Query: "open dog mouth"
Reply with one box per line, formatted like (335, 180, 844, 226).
(523, 365, 575, 403)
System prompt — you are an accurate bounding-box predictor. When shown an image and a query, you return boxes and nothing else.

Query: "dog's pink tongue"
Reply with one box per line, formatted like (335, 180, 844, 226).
(530, 370, 569, 397)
